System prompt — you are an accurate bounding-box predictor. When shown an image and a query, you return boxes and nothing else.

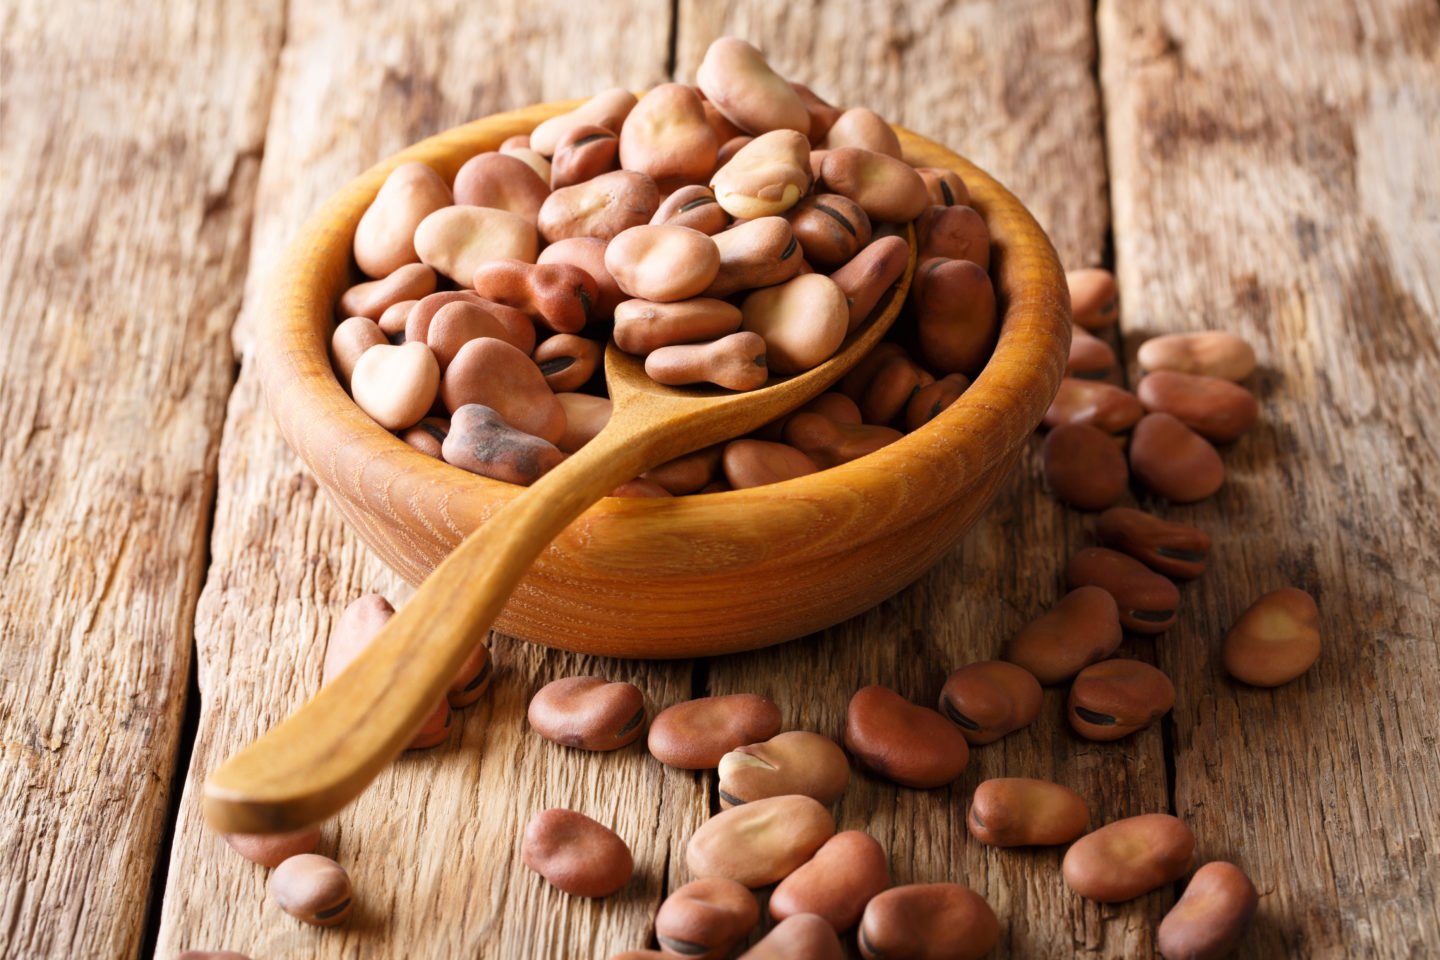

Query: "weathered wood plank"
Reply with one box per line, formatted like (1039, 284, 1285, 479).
(1100, 0, 1440, 955)
(152, 3, 689, 958)
(0, 3, 285, 957)
(677, 3, 1161, 957)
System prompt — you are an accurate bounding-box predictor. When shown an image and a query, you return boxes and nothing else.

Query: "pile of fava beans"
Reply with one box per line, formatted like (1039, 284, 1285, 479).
(189, 38, 1325, 960)
(330, 38, 990, 493)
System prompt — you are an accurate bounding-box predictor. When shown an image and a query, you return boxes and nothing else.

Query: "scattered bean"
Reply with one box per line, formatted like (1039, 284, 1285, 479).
(614, 297, 743, 355)
(845, 685, 969, 788)
(1065, 547, 1180, 633)
(967, 777, 1089, 847)
(349, 341, 439, 431)
(1004, 586, 1122, 684)
(442, 403, 565, 485)
(339, 262, 437, 320)
(653, 877, 759, 960)
(522, 808, 633, 898)
(1062, 814, 1194, 902)
(705, 216, 803, 298)
(645, 332, 769, 391)
(686, 794, 835, 888)
(1222, 587, 1320, 686)
(740, 273, 849, 375)
(1044, 378, 1145, 433)
(1129, 412, 1225, 502)
(1067, 267, 1119, 330)
(858, 884, 999, 960)
(606, 224, 722, 302)
(769, 831, 888, 931)
(530, 88, 638, 157)
(697, 38, 811, 136)
(353, 161, 452, 278)
(820, 147, 929, 223)
(440, 337, 566, 444)
(268, 854, 353, 926)
(1042, 422, 1129, 510)
(938, 661, 1043, 745)
(651, 184, 730, 235)
(718, 730, 850, 808)
(452, 151, 550, 223)
(648, 693, 782, 769)
(831, 235, 911, 332)
(741, 914, 843, 959)
(471, 259, 598, 334)
(913, 257, 997, 376)
(1068, 325, 1117, 379)
(1097, 507, 1211, 579)
(224, 826, 320, 868)
(538, 170, 660, 243)
(1068, 658, 1175, 741)
(331, 316, 387, 385)
(1139, 331, 1256, 382)
(527, 676, 645, 751)
(1137, 370, 1259, 443)
(1158, 861, 1259, 960)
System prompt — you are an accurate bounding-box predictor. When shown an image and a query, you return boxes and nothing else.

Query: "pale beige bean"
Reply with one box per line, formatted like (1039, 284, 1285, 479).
(223, 826, 320, 868)
(349, 341, 439, 431)
(651, 184, 730, 235)
(377, 298, 416, 337)
(354, 161, 452, 278)
(704, 216, 803, 297)
(648, 693, 782, 769)
(555, 393, 611, 453)
(740, 914, 842, 960)
(1063, 814, 1195, 902)
(531, 87, 638, 156)
(522, 808, 632, 897)
(331, 316, 387, 384)
(452, 151, 549, 223)
(967, 777, 1090, 847)
(500, 134, 530, 151)
(769, 831, 888, 931)
(443, 404, 564, 485)
(338, 262, 436, 319)
(613, 298, 742, 355)
(686, 795, 835, 888)
(696, 37, 810, 135)
(605, 224, 721, 302)
(645, 332, 769, 391)
(820, 148, 929, 223)
(1139, 331, 1257, 382)
(1158, 862, 1259, 960)
(654, 877, 759, 960)
(538, 170, 660, 243)
(718, 730, 850, 807)
(499, 144, 552, 186)
(859, 884, 999, 960)
(740, 273, 848, 375)
(823, 107, 901, 157)
(831, 235, 911, 332)
(1222, 587, 1320, 686)
(533, 334, 601, 392)
(441, 337, 566, 444)
(537, 236, 627, 319)
(619, 83, 719, 191)
(414, 206, 538, 284)
(710, 129, 812, 218)
(721, 439, 820, 489)
(527, 676, 645, 751)
(268, 854, 353, 926)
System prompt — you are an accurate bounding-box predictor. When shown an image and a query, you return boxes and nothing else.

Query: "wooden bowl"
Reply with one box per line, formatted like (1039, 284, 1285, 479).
(260, 101, 1070, 658)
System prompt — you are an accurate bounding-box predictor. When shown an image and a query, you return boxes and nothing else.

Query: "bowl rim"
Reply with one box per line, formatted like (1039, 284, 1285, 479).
(259, 99, 1070, 536)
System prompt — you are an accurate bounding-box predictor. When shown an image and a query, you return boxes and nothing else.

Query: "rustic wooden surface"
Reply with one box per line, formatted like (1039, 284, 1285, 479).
(0, 0, 1435, 958)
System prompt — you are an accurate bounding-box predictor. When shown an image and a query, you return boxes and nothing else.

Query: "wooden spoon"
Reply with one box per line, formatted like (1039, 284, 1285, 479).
(204, 238, 915, 835)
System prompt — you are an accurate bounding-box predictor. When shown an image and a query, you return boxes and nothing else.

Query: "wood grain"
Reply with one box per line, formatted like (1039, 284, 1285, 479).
(1101, 1, 1440, 955)
(678, 3, 1168, 957)
(152, 3, 694, 957)
(0, 2, 284, 957)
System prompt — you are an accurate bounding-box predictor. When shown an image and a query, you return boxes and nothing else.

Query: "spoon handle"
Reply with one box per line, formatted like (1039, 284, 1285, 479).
(202, 407, 683, 835)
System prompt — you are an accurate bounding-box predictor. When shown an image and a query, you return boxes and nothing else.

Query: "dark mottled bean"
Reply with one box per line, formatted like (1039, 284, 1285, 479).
(858, 884, 999, 960)
(653, 877, 759, 960)
(527, 676, 645, 751)
(1042, 422, 1129, 510)
(441, 403, 565, 485)
(1129, 412, 1225, 502)
(1068, 659, 1175, 741)
(769, 831, 888, 931)
(938, 661, 1043, 745)
(1158, 862, 1259, 960)
(1097, 507, 1212, 579)
(1222, 587, 1320, 686)
(1065, 547, 1180, 633)
(268, 854, 353, 926)
(1004, 586, 1122, 684)
(967, 777, 1090, 847)
(686, 795, 835, 888)
(648, 693, 782, 769)
(845, 685, 969, 789)
(522, 808, 633, 897)
(1062, 814, 1194, 902)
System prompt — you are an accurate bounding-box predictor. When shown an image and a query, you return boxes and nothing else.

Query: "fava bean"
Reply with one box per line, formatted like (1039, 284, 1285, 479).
(448, 640, 494, 708)
(425, 300, 512, 370)
(224, 826, 320, 868)
(538, 170, 659, 243)
(740, 273, 849, 375)
(1097, 507, 1211, 580)
(1222, 587, 1320, 686)
(648, 693, 782, 769)
(1065, 547, 1180, 634)
(1044, 378, 1144, 433)
(696, 38, 810, 136)
(550, 124, 621, 190)
(537, 236, 626, 319)
(823, 107, 901, 158)
(614, 297, 742, 355)
(1068, 326, 1117, 379)
(414, 206, 538, 285)
(831, 236, 911, 332)
(1129, 413, 1225, 502)
(860, 354, 933, 425)
(651, 184, 730, 235)
(442, 403, 565, 485)
(820, 148, 929, 223)
(938, 661, 1043, 745)
(606, 224, 721, 302)
(654, 877, 759, 960)
(531, 88, 638, 157)
(619, 83, 719, 191)
(967, 777, 1089, 847)
(471, 259, 597, 334)
(718, 730, 850, 808)
(406, 290, 534, 354)
(339, 262, 437, 320)
(645, 332, 769, 391)
(783, 412, 902, 468)
(1137, 370, 1259, 443)
(845, 685, 969, 789)
(787, 194, 872, 270)
(1042, 422, 1129, 510)
(1158, 862, 1259, 960)
(1139, 331, 1256, 382)
(331, 316, 387, 385)
(1062, 814, 1194, 902)
(440, 338, 566, 444)
(702, 98, 747, 145)
(710, 129, 813, 219)
(400, 417, 448, 457)
(452, 151, 550, 223)
(904, 373, 969, 431)
(353, 161, 452, 278)
(858, 884, 999, 960)
(555, 392, 611, 452)
(640, 444, 723, 495)
(705, 216, 803, 298)
(528, 676, 645, 751)
(741, 914, 843, 960)
(499, 144, 552, 185)
(532, 334, 601, 392)
(1004, 586, 1122, 684)
(915, 167, 970, 207)
(721, 439, 821, 489)
(716, 134, 753, 167)
(522, 808, 632, 898)
(1068, 658, 1175, 741)
(915, 204, 989, 269)
(1067, 268, 1119, 330)
(686, 795, 835, 888)
(268, 854, 353, 926)
(790, 82, 841, 144)
(769, 831, 888, 931)
(377, 298, 416, 337)
(913, 257, 997, 376)
(349, 341, 439, 431)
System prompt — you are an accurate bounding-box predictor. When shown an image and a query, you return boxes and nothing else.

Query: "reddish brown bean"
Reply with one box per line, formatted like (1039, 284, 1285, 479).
(331, 316, 387, 384)
(1062, 814, 1194, 902)
(442, 403, 565, 485)
(1043, 422, 1129, 510)
(651, 184, 730, 235)
(705, 216, 803, 298)
(1129, 413, 1225, 502)
(1097, 507, 1212, 579)
(645, 332, 769, 391)
(1068, 267, 1119, 330)
(223, 826, 320, 868)
(904, 373, 969, 431)
(471, 259, 597, 335)
(648, 693, 782, 769)
(654, 877, 759, 960)
(538, 170, 660, 243)
(338, 262, 437, 320)
(858, 884, 999, 960)
(1044, 378, 1145, 433)
(740, 914, 843, 960)
(440, 338, 566, 444)
(1139, 331, 1257, 382)
(718, 730, 850, 808)
(531, 87, 637, 156)
(452, 151, 550, 223)
(939, 661, 1043, 745)
(860, 354, 933, 425)
(614, 298, 743, 354)
(915, 204, 990, 269)
(1158, 862, 1259, 960)
(606, 224, 722, 302)
(619, 83, 719, 191)
(401, 417, 447, 457)
(1065, 547, 1180, 633)
(353, 161, 452, 278)
(845, 685, 969, 789)
(533, 334, 601, 392)
(912, 257, 997, 376)
(550, 124, 621, 189)
(522, 808, 633, 898)
(915, 167, 970, 207)
(769, 831, 888, 931)
(1222, 587, 1321, 686)
(425, 300, 512, 369)
(791, 82, 841, 144)
(527, 676, 645, 751)
(268, 854, 353, 926)
(824, 107, 900, 157)
(967, 777, 1089, 847)
(686, 795, 835, 888)
(610, 477, 672, 498)
(786, 194, 873, 269)
(1068, 659, 1175, 741)
(406, 290, 535, 354)
(537, 236, 626, 320)
(1004, 586, 1123, 684)
(783, 412, 902, 468)
(721, 439, 821, 489)
(640, 444, 723, 495)
(820, 148, 929, 223)
(1068, 326, 1118, 379)
(1137, 370, 1259, 443)
(831, 235, 911, 332)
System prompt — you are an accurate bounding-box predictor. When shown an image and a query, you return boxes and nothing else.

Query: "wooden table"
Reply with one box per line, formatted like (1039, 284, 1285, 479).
(3, 1, 1437, 957)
